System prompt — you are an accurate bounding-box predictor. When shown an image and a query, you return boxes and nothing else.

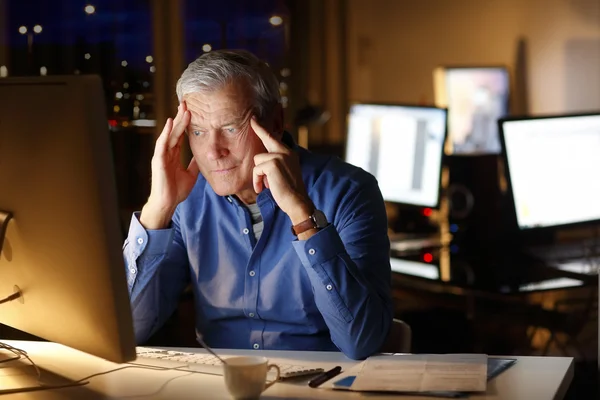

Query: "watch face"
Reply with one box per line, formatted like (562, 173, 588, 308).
(312, 210, 328, 228)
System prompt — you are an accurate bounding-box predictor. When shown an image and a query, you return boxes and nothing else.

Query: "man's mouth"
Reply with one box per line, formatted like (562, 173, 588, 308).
(212, 166, 237, 174)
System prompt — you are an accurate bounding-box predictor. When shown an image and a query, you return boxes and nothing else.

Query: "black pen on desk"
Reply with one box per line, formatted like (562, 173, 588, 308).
(308, 365, 342, 388)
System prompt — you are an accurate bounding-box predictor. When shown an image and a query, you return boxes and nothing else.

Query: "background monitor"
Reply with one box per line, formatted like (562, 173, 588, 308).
(500, 113, 600, 230)
(0, 76, 136, 364)
(434, 66, 510, 155)
(390, 258, 440, 280)
(345, 103, 448, 208)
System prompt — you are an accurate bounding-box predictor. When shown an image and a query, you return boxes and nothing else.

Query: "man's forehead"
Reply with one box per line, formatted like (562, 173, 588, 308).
(185, 87, 251, 107)
(187, 104, 252, 127)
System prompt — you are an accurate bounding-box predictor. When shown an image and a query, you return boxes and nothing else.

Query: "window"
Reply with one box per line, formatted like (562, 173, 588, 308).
(3, 0, 155, 222)
(184, 0, 291, 111)
(1, 0, 294, 227)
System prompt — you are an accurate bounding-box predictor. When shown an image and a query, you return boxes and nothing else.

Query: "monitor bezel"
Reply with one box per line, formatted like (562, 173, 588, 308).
(344, 101, 449, 210)
(435, 65, 512, 156)
(498, 111, 600, 233)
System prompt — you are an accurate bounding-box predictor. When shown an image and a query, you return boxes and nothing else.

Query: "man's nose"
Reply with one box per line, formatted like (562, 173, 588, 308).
(205, 132, 229, 160)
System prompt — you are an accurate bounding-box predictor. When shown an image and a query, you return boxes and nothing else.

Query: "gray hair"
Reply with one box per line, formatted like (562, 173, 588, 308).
(176, 49, 281, 119)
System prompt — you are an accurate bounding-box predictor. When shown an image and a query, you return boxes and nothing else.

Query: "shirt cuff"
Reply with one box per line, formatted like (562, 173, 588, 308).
(292, 224, 345, 268)
(128, 212, 174, 257)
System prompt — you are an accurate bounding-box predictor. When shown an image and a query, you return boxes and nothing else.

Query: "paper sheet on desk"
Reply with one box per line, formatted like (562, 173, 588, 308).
(330, 354, 488, 393)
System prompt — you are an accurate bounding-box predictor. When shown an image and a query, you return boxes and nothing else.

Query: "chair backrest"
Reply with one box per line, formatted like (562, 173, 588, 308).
(380, 318, 412, 353)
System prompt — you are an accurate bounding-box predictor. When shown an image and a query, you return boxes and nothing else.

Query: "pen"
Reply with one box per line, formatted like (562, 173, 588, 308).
(308, 365, 342, 388)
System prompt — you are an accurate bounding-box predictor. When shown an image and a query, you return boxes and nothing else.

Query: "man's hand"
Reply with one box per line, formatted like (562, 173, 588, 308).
(251, 117, 314, 226)
(140, 102, 200, 230)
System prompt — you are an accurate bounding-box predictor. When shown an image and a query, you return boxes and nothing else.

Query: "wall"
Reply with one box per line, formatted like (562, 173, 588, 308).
(346, 0, 600, 115)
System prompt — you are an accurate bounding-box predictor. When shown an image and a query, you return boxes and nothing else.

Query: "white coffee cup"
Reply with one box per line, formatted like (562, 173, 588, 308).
(223, 356, 281, 400)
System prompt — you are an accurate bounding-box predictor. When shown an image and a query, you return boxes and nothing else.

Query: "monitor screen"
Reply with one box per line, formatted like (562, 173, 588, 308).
(345, 104, 447, 208)
(434, 67, 510, 155)
(0, 76, 136, 365)
(500, 113, 600, 229)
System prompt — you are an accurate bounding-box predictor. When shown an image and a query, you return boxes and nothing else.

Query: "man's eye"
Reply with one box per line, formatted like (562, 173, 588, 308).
(226, 128, 236, 133)
(193, 130, 203, 136)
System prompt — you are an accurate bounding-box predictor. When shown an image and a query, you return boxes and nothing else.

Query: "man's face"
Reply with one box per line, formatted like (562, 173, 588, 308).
(184, 81, 279, 204)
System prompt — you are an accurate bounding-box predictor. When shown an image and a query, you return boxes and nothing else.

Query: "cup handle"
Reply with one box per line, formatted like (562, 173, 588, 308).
(264, 364, 281, 390)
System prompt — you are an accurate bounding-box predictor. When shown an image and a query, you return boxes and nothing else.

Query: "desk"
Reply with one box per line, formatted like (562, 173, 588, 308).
(1, 341, 573, 399)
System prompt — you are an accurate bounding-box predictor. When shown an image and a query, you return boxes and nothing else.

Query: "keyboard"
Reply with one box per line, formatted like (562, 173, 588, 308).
(135, 347, 324, 380)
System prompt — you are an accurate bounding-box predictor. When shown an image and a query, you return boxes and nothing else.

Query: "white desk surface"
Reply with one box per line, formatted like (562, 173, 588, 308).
(0, 340, 574, 399)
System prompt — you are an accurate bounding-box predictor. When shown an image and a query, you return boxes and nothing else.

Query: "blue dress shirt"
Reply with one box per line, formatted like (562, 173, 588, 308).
(123, 135, 393, 360)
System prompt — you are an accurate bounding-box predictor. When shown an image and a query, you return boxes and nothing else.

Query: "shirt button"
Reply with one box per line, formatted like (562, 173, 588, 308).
(326, 284, 333, 291)
(308, 248, 316, 255)
(253, 343, 260, 350)
(249, 313, 255, 318)
(249, 270, 256, 277)
(243, 228, 249, 235)
(129, 268, 136, 274)
(137, 237, 144, 245)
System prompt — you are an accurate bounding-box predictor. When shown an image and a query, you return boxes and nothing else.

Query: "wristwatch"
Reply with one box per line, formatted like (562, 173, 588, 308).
(291, 210, 328, 236)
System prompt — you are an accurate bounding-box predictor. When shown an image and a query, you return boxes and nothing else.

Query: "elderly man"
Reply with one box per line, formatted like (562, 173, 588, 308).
(124, 49, 392, 360)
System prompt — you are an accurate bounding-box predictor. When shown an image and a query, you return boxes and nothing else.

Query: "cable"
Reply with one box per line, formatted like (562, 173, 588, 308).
(0, 341, 221, 397)
(0, 346, 22, 364)
(71, 363, 177, 384)
(196, 333, 227, 365)
(0, 341, 43, 384)
(0, 292, 20, 306)
(115, 371, 195, 399)
(0, 354, 21, 364)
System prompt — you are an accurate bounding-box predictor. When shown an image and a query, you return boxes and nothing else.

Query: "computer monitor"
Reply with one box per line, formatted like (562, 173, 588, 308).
(434, 66, 510, 155)
(0, 76, 136, 364)
(345, 103, 448, 208)
(499, 112, 600, 230)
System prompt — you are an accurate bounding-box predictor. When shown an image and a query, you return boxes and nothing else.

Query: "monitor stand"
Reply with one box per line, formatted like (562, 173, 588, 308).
(0, 211, 12, 256)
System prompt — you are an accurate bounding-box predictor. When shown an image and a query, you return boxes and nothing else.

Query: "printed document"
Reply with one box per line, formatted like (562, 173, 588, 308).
(349, 354, 488, 392)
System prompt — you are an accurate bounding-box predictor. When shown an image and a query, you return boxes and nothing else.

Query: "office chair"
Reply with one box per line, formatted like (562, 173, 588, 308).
(380, 318, 412, 353)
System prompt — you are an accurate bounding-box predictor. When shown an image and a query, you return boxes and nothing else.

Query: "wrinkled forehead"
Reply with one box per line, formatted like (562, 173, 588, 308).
(183, 82, 255, 126)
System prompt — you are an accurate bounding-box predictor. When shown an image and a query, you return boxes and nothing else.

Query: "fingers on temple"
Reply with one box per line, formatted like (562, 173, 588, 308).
(169, 108, 191, 149)
(155, 118, 174, 154)
(250, 118, 284, 153)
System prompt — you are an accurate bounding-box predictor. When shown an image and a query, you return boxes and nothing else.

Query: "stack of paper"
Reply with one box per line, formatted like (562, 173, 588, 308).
(326, 354, 488, 395)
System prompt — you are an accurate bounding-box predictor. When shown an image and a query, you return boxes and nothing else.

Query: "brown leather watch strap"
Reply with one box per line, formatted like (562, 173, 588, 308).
(291, 217, 316, 236)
